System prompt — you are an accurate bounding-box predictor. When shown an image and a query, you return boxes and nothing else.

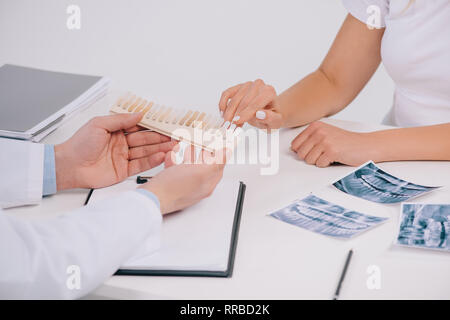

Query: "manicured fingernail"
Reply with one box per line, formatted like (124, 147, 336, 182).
(256, 110, 266, 120)
(229, 123, 236, 131)
(232, 115, 240, 122)
(233, 127, 243, 137)
(222, 121, 230, 129)
(195, 146, 201, 163)
(220, 111, 224, 117)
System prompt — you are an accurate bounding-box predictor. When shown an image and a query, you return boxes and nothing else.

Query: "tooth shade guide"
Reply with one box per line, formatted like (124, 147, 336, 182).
(141, 102, 152, 115)
(146, 104, 159, 118)
(151, 105, 165, 120)
(110, 93, 240, 152)
(159, 107, 172, 122)
(179, 110, 193, 126)
(164, 108, 178, 123)
(115, 95, 126, 108)
(194, 112, 206, 128)
(116, 92, 132, 109)
(134, 100, 147, 113)
(171, 109, 185, 124)
(128, 97, 142, 112)
(202, 114, 212, 129)
(121, 94, 136, 110)
(185, 111, 199, 127)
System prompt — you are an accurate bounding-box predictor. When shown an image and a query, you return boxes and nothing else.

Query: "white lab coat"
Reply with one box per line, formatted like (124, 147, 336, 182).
(0, 138, 162, 299)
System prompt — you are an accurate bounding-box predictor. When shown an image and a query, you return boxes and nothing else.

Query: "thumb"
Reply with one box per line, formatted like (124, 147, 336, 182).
(254, 109, 283, 129)
(93, 113, 143, 132)
(164, 143, 183, 167)
(164, 150, 176, 168)
(201, 147, 230, 166)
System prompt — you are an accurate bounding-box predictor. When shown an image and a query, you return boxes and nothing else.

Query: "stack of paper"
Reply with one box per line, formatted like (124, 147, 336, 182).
(0, 64, 109, 141)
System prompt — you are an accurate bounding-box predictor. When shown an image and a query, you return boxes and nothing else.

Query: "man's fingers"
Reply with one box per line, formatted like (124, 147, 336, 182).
(92, 113, 143, 133)
(214, 148, 231, 166)
(182, 145, 197, 164)
(200, 147, 230, 166)
(165, 141, 189, 166)
(126, 131, 171, 147)
(128, 141, 178, 160)
(164, 150, 177, 168)
(128, 152, 166, 176)
(124, 125, 142, 133)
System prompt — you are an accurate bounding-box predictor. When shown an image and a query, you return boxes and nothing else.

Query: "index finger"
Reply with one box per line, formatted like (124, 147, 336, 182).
(126, 130, 171, 147)
(219, 84, 241, 114)
(92, 112, 144, 133)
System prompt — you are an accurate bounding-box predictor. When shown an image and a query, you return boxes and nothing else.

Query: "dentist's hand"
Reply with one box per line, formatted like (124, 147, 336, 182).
(55, 113, 177, 190)
(219, 79, 284, 129)
(140, 147, 228, 215)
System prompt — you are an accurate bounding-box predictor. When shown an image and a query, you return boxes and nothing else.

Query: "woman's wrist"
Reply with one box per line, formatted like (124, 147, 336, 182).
(364, 130, 397, 163)
(273, 96, 286, 128)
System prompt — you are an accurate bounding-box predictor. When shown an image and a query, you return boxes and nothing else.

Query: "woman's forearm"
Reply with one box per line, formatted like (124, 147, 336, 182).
(277, 69, 349, 128)
(219, 15, 383, 129)
(277, 15, 384, 129)
(371, 123, 450, 162)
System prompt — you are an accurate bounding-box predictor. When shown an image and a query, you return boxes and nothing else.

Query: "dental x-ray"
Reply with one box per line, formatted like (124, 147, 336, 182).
(396, 203, 450, 252)
(333, 161, 440, 204)
(269, 194, 387, 238)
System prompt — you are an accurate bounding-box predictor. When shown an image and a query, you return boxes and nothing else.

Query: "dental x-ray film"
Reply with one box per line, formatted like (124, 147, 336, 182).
(269, 194, 387, 238)
(333, 161, 440, 204)
(396, 203, 450, 252)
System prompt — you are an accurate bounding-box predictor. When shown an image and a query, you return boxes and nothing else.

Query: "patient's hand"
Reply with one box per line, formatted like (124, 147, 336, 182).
(140, 146, 228, 215)
(219, 79, 284, 129)
(290, 121, 380, 167)
(54, 113, 177, 190)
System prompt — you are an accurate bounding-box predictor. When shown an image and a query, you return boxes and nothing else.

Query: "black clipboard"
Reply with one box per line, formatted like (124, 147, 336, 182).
(85, 181, 246, 278)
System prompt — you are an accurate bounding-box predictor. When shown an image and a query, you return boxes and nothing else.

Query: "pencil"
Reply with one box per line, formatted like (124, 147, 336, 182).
(333, 249, 353, 300)
(84, 189, 94, 206)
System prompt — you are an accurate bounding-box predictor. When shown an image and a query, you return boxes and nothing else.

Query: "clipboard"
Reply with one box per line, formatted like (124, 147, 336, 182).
(85, 180, 246, 278)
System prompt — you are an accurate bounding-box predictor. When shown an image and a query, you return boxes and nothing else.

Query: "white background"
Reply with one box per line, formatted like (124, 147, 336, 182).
(0, 0, 395, 124)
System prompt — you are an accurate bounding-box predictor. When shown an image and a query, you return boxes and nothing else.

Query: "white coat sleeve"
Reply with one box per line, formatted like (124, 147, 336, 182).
(0, 190, 162, 299)
(0, 138, 44, 208)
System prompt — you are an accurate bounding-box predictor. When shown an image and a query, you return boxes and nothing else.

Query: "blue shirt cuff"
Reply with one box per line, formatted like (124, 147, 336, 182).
(42, 144, 57, 196)
(134, 189, 161, 210)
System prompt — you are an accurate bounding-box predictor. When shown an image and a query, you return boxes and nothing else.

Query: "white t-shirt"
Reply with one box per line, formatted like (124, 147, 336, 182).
(342, 0, 450, 127)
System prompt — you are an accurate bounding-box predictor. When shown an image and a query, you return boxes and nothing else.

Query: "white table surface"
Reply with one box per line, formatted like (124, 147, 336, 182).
(7, 92, 450, 300)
